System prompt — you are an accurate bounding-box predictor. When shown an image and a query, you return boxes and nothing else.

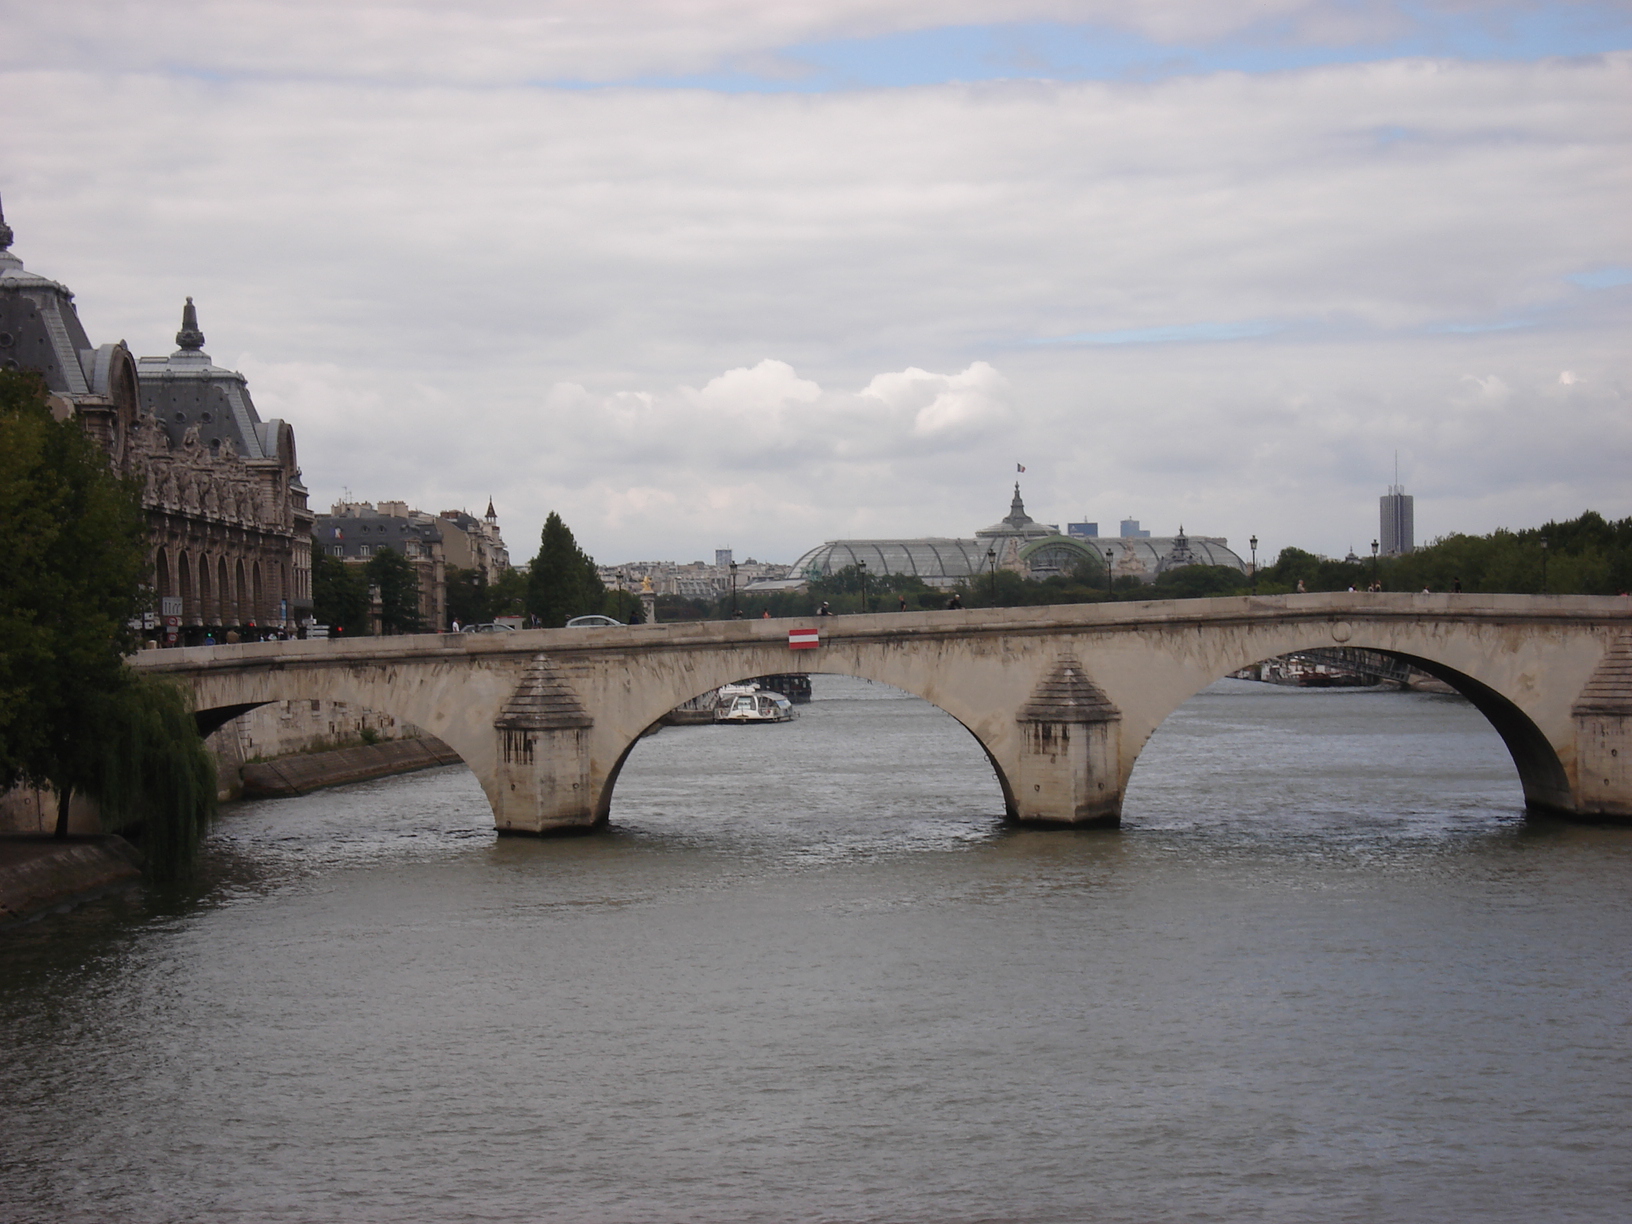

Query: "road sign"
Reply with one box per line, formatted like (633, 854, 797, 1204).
(161, 596, 183, 618)
(788, 627, 820, 650)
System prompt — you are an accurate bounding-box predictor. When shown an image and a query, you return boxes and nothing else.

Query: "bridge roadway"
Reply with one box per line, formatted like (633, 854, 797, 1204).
(132, 593, 1632, 833)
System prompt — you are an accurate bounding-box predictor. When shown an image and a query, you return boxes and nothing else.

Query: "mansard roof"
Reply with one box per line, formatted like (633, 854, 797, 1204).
(136, 298, 283, 462)
(0, 195, 104, 397)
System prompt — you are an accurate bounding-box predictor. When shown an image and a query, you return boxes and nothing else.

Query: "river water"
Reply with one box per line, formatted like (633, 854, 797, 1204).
(3, 676, 1629, 1223)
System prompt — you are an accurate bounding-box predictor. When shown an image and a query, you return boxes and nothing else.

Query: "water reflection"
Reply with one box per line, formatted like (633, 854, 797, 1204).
(3, 675, 1628, 1224)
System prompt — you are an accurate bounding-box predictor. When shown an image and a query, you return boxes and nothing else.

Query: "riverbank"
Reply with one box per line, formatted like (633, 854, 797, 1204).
(0, 834, 142, 924)
(240, 736, 464, 797)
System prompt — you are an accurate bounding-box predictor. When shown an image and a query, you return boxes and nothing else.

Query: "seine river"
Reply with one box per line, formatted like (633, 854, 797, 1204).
(3, 677, 1629, 1223)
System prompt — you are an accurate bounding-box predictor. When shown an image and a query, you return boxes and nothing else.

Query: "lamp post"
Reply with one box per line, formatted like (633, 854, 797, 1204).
(856, 559, 867, 614)
(987, 547, 998, 603)
(1249, 535, 1258, 595)
(729, 560, 738, 617)
(1371, 539, 1379, 589)
(1540, 536, 1549, 594)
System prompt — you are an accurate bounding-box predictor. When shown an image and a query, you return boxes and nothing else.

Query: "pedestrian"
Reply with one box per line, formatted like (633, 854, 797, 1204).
(762, 609, 771, 619)
(817, 601, 832, 617)
(947, 593, 963, 610)
(1295, 579, 1306, 593)
(898, 594, 908, 612)
(451, 618, 461, 633)
(1453, 577, 1462, 593)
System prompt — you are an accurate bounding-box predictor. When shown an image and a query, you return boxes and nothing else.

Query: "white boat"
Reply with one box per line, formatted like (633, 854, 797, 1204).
(714, 684, 797, 724)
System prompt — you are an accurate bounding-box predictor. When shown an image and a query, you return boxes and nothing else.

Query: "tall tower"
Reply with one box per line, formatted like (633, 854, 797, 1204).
(1380, 484, 1414, 555)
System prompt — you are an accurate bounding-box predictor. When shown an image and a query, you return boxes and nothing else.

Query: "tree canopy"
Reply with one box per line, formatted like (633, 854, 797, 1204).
(526, 512, 604, 627)
(0, 369, 215, 869)
(368, 546, 423, 634)
(311, 541, 370, 635)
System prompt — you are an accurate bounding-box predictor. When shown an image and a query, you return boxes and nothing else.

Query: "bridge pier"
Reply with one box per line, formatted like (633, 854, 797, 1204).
(492, 655, 600, 835)
(1571, 633, 1632, 822)
(1012, 659, 1123, 828)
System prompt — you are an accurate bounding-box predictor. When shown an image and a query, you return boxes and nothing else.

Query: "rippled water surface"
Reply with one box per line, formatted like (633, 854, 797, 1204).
(4, 676, 1630, 1223)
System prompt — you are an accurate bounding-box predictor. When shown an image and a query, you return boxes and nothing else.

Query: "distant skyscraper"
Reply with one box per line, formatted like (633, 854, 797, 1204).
(1119, 519, 1151, 539)
(715, 549, 734, 567)
(1380, 485, 1414, 555)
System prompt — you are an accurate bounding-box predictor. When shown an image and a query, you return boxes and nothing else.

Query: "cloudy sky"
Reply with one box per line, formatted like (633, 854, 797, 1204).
(3, 1, 1628, 567)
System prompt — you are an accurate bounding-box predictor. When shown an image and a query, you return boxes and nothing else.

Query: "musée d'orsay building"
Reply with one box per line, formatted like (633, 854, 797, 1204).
(0, 199, 313, 642)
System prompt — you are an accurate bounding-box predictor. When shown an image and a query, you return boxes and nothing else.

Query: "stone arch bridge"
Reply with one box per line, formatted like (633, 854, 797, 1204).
(131, 594, 1632, 831)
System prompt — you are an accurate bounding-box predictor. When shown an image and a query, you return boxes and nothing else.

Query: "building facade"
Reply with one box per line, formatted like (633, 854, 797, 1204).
(314, 501, 448, 632)
(0, 201, 311, 641)
(1380, 484, 1414, 555)
(437, 501, 511, 585)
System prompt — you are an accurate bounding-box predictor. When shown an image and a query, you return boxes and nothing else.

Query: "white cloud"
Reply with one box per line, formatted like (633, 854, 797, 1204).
(0, 44, 1627, 564)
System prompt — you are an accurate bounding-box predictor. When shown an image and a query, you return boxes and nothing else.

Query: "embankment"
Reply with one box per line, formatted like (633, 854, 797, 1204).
(240, 737, 464, 797)
(0, 835, 143, 924)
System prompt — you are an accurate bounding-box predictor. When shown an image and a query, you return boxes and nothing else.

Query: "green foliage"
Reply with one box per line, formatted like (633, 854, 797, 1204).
(85, 676, 217, 885)
(0, 369, 147, 801)
(445, 566, 490, 628)
(488, 568, 529, 619)
(0, 369, 215, 877)
(526, 512, 605, 628)
(311, 541, 370, 635)
(1261, 513, 1632, 595)
(604, 587, 644, 624)
(1151, 564, 1249, 599)
(367, 546, 423, 634)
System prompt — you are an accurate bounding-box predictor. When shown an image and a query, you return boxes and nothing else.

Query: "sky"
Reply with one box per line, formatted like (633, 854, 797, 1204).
(2, 1, 1628, 568)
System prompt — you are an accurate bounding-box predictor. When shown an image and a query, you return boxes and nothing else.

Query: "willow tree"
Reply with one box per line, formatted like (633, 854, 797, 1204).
(0, 369, 215, 875)
(526, 512, 604, 628)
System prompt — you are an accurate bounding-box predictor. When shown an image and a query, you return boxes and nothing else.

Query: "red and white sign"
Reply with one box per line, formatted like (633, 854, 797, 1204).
(788, 627, 820, 650)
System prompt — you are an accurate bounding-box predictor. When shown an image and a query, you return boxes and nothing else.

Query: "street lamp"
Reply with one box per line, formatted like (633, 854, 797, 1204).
(1540, 536, 1549, 594)
(987, 546, 998, 603)
(856, 558, 868, 614)
(729, 560, 738, 617)
(1249, 535, 1258, 595)
(1371, 539, 1380, 589)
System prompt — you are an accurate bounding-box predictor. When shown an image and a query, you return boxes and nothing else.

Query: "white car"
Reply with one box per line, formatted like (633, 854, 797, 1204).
(565, 615, 624, 628)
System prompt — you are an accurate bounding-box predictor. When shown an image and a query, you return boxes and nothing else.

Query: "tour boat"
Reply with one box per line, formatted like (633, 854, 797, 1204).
(714, 684, 797, 724)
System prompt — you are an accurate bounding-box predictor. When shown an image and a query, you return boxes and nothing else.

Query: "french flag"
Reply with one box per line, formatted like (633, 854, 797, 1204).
(788, 627, 820, 650)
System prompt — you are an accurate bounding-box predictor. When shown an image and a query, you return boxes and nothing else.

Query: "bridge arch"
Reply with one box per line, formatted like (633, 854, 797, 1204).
(593, 667, 1018, 825)
(134, 596, 1631, 835)
(1113, 627, 1574, 817)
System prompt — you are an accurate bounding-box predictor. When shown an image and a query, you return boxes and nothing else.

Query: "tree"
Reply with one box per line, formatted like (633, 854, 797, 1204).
(488, 568, 529, 619)
(368, 546, 423, 634)
(0, 369, 215, 865)
(526, 512, 604, 627)
(311, 540, 370, 635)
(445, 565, 491, 628)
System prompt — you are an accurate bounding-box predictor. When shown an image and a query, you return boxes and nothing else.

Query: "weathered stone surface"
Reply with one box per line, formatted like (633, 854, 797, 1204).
(1018, 657, 1119, 723)
(131, 594, 1632, 831)
(0, 836, 142, 923)
(240, 736, 463, 797)
(1572, 632, 1632, 715)
(494, 654, 593, 730)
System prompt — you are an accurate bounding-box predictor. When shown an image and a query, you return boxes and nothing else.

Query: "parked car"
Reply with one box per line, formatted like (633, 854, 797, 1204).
(462, 623, 515, 633)
(565, 615, 624, 628)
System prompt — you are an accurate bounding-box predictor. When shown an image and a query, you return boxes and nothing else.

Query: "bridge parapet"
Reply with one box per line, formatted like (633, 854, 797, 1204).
(130, 594, 1632, 832)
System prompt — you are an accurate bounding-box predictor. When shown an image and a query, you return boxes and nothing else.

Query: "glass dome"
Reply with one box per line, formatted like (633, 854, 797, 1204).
(791, 538, 990, 587)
